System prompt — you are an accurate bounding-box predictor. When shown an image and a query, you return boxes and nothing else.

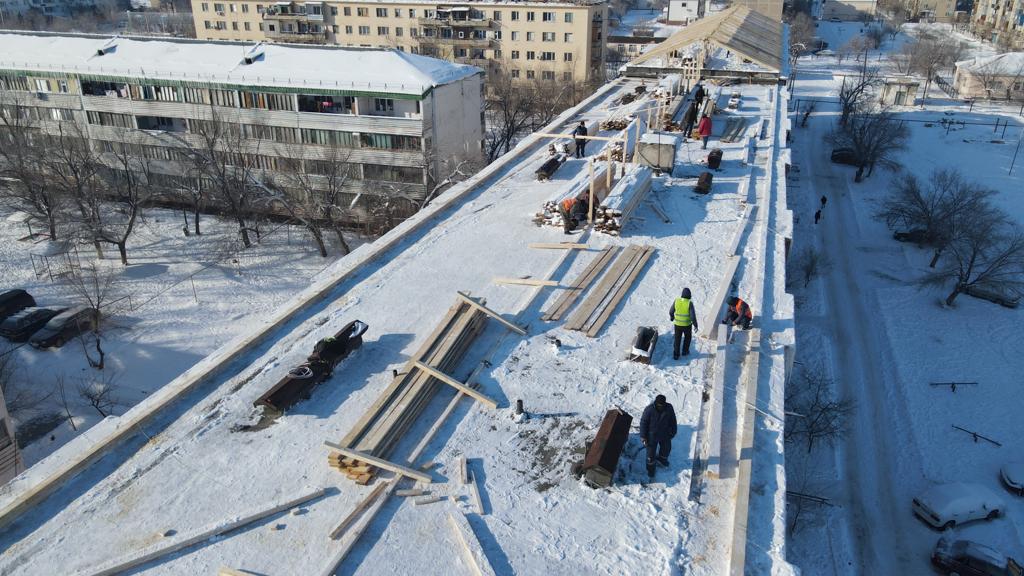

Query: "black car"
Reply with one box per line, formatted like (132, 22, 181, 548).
(932, 537, 1022, 576)
(30, 306, 97, 349)
(0, 289, 36, 322)
(0, 307, 64, 342)
(830, 148, 860, 166)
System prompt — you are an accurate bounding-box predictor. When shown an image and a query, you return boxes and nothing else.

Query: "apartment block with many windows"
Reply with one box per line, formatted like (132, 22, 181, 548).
(0, 32, 485, 220)
(971, 0, 1024, 48)
(192, 0, 609, 84)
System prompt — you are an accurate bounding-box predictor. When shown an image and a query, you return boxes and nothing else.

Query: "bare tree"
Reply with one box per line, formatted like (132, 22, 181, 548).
(906, 35, 965, 107)
(921, 213, 1024, 306)
(95, 143, 157, 265)
(864, 26, 886, 50)
(54, 375, 78, 431)
(789, 247, 833, 287)
(837, 67, 882, 125)
(0, 352, 53, 419)
(77, 372, 121, 417)
(877, 169, 997, 267)
(64, 260, 119, 369)
(45, 122, 104, 257)
(828, 109, 909, 181)
(789, 12, 816, 51)
(0, 99, 66, 240)
(485, 74, 538, 163)
(784, 366, 855, 453)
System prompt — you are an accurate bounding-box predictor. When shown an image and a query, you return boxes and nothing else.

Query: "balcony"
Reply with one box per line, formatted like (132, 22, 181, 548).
(266, 28, 327, 43)
(417, 36, 493, 49)
(263, 2, 324, 21)
(418, 17, 492, 28)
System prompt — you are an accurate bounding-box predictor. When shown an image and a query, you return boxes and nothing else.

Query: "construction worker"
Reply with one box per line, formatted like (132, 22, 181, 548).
(722, 296, 753, 330)
(682, 102, 698, 141)
(573, 121, 588, 158)
(669, 287, 698, 359)
(697, 113, 713, 150)
(639, 394, 677, 478)
(557, 193, 590, 234)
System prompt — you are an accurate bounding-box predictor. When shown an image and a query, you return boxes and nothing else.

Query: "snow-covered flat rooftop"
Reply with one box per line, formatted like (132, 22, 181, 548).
(0, 31, 481, 95)
(0, 80, 793, 575)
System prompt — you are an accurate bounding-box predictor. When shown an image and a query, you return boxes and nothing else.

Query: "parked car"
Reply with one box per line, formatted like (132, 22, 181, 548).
(913, 483, 1006, 530)
(932, 537, 1023, 576)
(830, 147, 859, 166)
(29, 306, 97, 349)
(0, 289, 36, 322)
(1000, 462, 1024, 496)
(0, 307, 64, 342)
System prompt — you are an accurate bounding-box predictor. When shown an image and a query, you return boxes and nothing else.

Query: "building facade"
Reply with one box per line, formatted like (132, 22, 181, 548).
(970, 0, 1024, 48)
(666, 0, 701, 24)
(0, 33, 485, 219)
(821, 0, 877, 21)
(190, 0, 609, 84)
(953, 52, 1024, 99)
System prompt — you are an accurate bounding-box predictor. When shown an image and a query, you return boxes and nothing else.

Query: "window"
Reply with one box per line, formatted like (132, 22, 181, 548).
(511, 69, 520, 78)
(256, 4, 263, 12)
(526, 50, 535, 60)
(229, 3, 235, 12)
(527, 11, 535, 21)
(542, 71, 555, 80)
(455, 48, 467, 57)
(357, 7, 367, 16)
(394, 8, 400, 16)
(511, 31, 518, 40)
(424, 9, 434, 17)
(375, 7, 386, 16)
(541, 51, 554, 60)
(231, 21, 238, 30)
(332, 25, 338, 32)
(542, 32, 554, 41)
(411, 28, 418, 36)
(494, 30, 501, 40)
(396, 27, 403, 36)
(493, 10, 501, 20)
(331, 6, 336, 15)
(542, 11, 554, 21)
(213, 3, 224, 11)
(563, 71, 572, 81)
(343, 6, 350, 15)
(216, 21, 226, 29)
(204, 20, 212, 29)
(300, 128, 357, 146)
(244, 21, 250, 30)
(564, 12, 573, 23)
(87, 111, 134, 128)
(58, 79, 69, 93)
(511, 50, 519, 59)
(564, 32, 573, 42)
(259, 23, 264, 30)
(308, 4, 321, 15)
(409, 8, 415, 17)
(526, 31, 534, 41)
(373, 98, 394, 113)
(510, 10, 519, 20)
(494, 49, 502, 58)
(358, 25, 370, 34)
(363, 164, 422, 184)
(201, 2, 208, 10)
(377, 26, 389, 35)
(564, 52, 573, 61)
(241, 3, 247, 12)
(526, 70, 535, 79)
(47, 108, 73, 121)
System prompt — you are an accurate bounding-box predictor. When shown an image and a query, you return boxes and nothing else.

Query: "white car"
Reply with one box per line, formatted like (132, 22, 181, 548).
(913, 483, 1006, 530)
(1001, 462, 1024, 496)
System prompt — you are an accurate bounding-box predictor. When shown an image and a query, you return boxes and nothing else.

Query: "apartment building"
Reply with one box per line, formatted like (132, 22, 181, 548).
(971, 0, 1024, 48)
(191, 0, 609, 84)
(0, 32, 485, 216)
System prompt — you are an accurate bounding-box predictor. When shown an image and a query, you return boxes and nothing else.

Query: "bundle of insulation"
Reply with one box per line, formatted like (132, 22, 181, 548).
(593, 165, 653, 236)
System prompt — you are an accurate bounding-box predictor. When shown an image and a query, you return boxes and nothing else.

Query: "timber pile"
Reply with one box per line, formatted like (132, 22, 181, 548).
(331, 298, 487, 483)
(564, 244, 655, 337)
(593, 165, 653, 236)
(600, 117, 630, 131)
(541, 246, 619, 322)
(532, 162, 613, 229)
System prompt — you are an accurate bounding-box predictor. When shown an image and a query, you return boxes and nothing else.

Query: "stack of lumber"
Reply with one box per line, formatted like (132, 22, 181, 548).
(593, 166, 653, 236)
(331, 298, 487, 483)
(532, 162, 613, 229)
(600, 117, 631, 131)
(564, 244, 656, 337)
(541, 246, 619, 322)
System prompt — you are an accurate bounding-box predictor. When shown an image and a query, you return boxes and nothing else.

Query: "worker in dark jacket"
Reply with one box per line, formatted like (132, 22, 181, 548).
(639, 394, 677, 478)
(722, 296, 753, 330)
(694, 82, 705, 108)
(682, 102, 698, 141)
(573, 121, 588, 158)
(669, 287, 699, 359)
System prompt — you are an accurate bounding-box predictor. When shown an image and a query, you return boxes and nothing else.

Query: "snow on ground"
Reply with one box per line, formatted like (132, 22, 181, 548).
(785, 29, 1024, 575)
(0, 209, 360, 466)
(0, 81, 789, 575)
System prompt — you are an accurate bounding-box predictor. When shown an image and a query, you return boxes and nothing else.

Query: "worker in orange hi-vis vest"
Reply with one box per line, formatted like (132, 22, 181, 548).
(722, 296, 753, 330)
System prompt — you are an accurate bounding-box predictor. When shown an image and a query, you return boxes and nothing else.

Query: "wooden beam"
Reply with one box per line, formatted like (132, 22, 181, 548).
(532, 131, 624, 142)
(493, 277, 559, 287)
(448, 512, 498, 576)
(83, 488, 329, 576)
(469, 470, 485, 515)
(218, 568, 253, 576)
(396, 489, 428, 497)
(414, 495, 444, 506)
(318, 478, 399, 576)
(459, 455, 468, 485)
(588, 161, 595, 224)
(455, 292, 527, 335)
(323, 442, 432, 484)
(412, 361, 499, 409)
(328, 481, 388, 540)
(527, 243, 589, 249)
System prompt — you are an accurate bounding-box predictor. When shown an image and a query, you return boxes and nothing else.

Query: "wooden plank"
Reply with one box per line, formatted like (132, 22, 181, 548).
(493, 277, 559, 287)
(456, 292, 527, 336)
(532, 131, 624, 142)
(564, 245, 642, 331)
(407, 389, 467, 465)
(218, 568, 252, 576)
(328, 481, 388, 540)
(527, 243, 589, 249)
(323, 443, 432, 484)
(448, 512, 498, 576)
(412, 361, 499, 410)
(585, 246, 655, 337)
(396, 489, 428, 497)
(414, 495, 444, 506)
(419, 461, 437, 471)
(318, 477, 400, 576)
(702, 255, 741, 340)
(459, 455, 468, 485)
(468, 470, 485, 515)
(542, 245, 619, 322)
(82, 488, 329, 576)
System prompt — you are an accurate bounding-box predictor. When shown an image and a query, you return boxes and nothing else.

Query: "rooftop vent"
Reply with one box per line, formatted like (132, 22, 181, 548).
(96, 38, 118, 57)
(242, 43, 266, 65)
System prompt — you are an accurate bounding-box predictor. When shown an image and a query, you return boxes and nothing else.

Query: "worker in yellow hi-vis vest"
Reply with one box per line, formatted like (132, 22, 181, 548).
(668, 287, 699, 360)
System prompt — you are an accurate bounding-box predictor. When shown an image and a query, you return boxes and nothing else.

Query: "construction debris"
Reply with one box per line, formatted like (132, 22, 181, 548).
(414, 495, 445, 506)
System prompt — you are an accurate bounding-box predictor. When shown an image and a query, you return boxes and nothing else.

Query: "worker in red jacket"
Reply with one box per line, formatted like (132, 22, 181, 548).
(697, 113, 713, 150)
(722, 296, 753, 330)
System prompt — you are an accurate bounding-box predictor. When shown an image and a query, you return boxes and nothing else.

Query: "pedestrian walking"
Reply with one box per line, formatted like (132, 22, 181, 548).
(573, 121, 588, 158)
(697, 114, 713, 150)
(694, 82, 705, 109)
(639, 394, 677, 479)
(814, 209, 821, 224)
(668, 287, 698, 359)
(820, 195, 827, 208)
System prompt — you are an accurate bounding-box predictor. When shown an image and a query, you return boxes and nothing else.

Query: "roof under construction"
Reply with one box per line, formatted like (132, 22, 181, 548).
(629, 6, 784, 73)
